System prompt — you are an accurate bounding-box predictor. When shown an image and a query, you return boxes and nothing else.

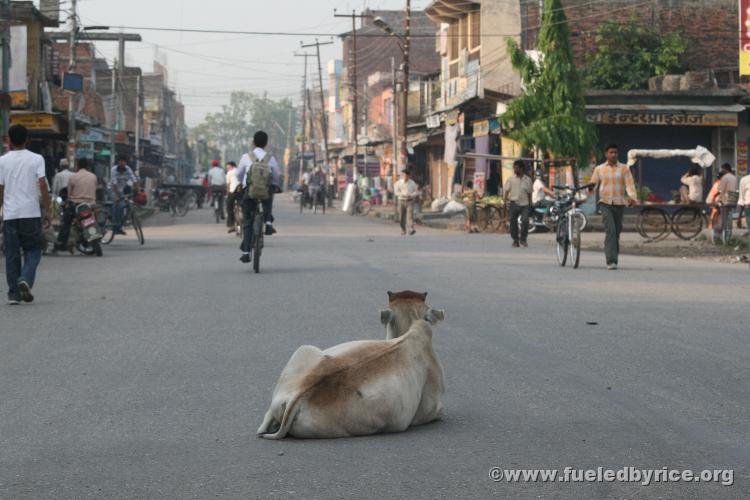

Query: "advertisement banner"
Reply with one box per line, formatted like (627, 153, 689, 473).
(741, 0, 750, 75)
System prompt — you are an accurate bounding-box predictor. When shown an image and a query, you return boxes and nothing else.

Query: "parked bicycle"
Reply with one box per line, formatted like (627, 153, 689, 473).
(553, 185, 592, 269)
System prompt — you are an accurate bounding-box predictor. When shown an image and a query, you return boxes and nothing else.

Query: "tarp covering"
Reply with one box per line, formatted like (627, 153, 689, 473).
(626, 146, 716, 169)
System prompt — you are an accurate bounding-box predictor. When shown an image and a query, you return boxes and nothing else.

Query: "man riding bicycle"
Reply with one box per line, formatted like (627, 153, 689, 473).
(308, 167, 325, 208)
(110, 156, 138, 235)
(237, 131, 281, 263)
(207, 159, 227, 221)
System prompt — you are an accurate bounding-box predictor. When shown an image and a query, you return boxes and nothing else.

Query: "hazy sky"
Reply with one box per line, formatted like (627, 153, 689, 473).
(41, 0, 433, 126)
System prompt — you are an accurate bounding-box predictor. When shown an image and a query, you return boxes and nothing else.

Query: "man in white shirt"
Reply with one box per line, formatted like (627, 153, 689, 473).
(235, 131, 281, 263)
(0, 125, 52, 304)
(225, 161, 239, 233)
(737, 172, 750, 230)
(51, 158, 74, 197)
(207, 159, 227, 220)
(394, 168, 418, 235)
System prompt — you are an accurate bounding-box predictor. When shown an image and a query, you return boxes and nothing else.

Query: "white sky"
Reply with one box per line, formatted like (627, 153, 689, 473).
(40, 0, 432, 127)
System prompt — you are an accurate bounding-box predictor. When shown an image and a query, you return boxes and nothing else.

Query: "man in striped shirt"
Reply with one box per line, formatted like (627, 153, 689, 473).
(589, 144, 638, 270)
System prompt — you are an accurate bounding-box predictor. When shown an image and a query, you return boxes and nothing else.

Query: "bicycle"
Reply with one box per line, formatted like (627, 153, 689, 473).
(671, 205, 708, 240)
(476, 202, 504, 232)
(101, 197, 144, 246)
(553, 185, 591, 269)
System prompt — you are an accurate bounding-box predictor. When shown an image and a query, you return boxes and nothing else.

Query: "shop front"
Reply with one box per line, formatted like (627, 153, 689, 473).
(586, 90, 747, 203)
(10, 112, 67, 180)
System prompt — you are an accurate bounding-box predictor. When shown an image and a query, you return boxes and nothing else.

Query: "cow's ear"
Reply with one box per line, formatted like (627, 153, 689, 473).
(380, 309, 394, 325)
(425, 308, 445, 325)
(387, 291, 394, 301)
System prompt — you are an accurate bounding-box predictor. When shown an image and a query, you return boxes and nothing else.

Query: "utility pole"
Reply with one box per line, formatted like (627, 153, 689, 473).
(334, 10, 371, 181)
(1, 0, 11, 148)
(134, 74, 141, 172)
(391, 57, 398, 187)
(285, 105, 293, 190)
(110, 63, 116, 171)
(67, 0, 78, 166)
(301, 38, 333, 167)
(293, 52, 311, 182)
(400, 0, 411, 172)
(306, 88, 317, 167)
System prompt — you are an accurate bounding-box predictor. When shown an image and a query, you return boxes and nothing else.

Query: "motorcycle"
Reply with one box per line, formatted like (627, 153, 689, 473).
(70, 202, 104, 256)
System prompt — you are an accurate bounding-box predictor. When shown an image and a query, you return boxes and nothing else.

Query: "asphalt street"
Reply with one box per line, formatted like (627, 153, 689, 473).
(1, 197, 749, 499)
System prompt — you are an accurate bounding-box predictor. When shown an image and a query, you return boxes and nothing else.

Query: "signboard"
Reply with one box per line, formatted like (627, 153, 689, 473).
(472, 119, 489, 137)
(588, 112, 738, 127)
(473, 171, 486, 194)
(500, 136, 522, 188)
(738, 140, 748, 176)
(10, 113, 59, 132)
(741, 0, 750, 76)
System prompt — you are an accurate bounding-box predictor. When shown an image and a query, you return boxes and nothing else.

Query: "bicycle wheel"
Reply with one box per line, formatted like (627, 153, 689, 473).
(636, 207, 670, 241)
(359, 200, 371, 216)
(253, 214, 263, 273)
(570, 214, 583, 269)
(556, 219, 568, 266)
(488, 207, 501, 231)
(132, 213, 145, 245)
(721, 209, 733, 245)
(300, 194, 304, 214)
(671, 207, 704, 240)
(177, 198, 189, 217)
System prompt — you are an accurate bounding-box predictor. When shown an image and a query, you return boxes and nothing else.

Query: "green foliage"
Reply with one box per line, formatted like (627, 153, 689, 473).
(190, 92, 294, 162)
(501, 0, 597, 166)
(584, 21, 687, 90)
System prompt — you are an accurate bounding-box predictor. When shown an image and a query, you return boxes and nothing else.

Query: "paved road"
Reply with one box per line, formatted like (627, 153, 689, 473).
(1, 198, 748, 499)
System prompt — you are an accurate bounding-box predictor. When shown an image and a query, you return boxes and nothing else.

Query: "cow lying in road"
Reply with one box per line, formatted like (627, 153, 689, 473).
(257, 291, 445, 439)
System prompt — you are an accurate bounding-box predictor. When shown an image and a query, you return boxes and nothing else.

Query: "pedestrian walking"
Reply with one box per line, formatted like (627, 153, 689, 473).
(715, 163, 738, 239)
(503, 160, 533, 247)
(588, 144, 638, 270)
(0, 125, 52, 304)
(395, 168, 418, 235)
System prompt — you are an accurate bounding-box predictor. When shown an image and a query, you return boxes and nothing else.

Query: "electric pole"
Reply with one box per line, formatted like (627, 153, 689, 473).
(334, 10, 371, 181)
(306, 87, 318, 167)
(1, 0, 11, 147)
(67, 0, 77, 166)
(134, 74, 141, 172)
(400, 0, 411, 172)
(293, 52, 311, 183)
(110, 63, 116, 170)
(301, 38, 332, 167)
(285, 105, 293, 190)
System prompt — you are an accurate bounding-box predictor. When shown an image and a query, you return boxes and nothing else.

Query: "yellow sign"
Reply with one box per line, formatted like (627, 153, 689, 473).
(10, 91, 28, 108)
(10, 113, 59, 132)
(500, 136, 522, 185)
(472, 119, 489, 137)
(588, 112, 738, 127)
(741, 0, 750, 75)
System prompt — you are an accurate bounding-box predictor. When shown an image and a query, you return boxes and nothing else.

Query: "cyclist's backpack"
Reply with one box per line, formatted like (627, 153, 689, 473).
(247, 152, 272, 200)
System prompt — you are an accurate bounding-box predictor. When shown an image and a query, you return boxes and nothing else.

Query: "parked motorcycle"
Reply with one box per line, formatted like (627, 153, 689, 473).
(70, 202, 104, 256)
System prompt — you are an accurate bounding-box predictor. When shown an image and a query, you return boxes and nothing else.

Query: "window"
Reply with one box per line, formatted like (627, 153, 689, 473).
(470, 10, 481, 51)
(459, 15, 468, 51)
(448, 22, 459, 61)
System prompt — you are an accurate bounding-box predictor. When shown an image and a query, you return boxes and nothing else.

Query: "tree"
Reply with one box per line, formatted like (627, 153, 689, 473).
(501, 0, 597, 166)
(190, 92, 295, 165)
(583, 21, 687, 90)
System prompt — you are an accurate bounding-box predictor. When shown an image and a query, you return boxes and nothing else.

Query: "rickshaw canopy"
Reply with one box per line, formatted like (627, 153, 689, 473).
(626, 146, 715, 169)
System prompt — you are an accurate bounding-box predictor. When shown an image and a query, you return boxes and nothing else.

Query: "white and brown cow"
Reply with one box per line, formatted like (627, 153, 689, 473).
(257, 291, 445, 439)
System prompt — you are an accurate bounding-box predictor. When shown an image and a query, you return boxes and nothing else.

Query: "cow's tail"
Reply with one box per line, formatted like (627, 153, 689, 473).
(259, 394, 303, 440)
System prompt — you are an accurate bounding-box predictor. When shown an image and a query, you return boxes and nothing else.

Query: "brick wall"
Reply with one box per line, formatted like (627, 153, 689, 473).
(523, 0, 737, 72)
